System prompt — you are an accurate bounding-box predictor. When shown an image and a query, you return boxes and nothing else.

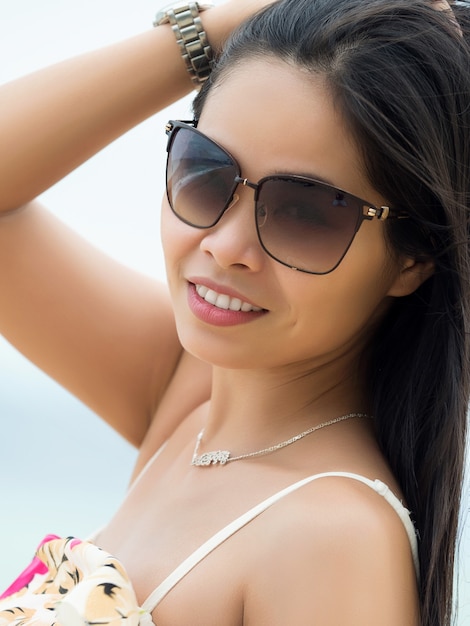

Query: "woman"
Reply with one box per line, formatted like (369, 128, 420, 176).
(0, 0, 468, 625)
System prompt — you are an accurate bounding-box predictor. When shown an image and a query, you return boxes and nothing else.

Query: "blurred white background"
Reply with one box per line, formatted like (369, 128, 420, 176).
(0, 0, 468, 622)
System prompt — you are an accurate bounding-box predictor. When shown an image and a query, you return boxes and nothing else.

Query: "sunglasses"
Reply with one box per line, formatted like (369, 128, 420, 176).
(164, 120, 408, 275)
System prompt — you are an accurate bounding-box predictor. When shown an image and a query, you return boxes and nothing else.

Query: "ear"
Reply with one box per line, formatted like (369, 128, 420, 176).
(387, 257, 435, 297)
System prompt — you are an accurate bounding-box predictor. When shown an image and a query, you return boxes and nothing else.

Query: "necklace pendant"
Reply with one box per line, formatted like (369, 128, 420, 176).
(192, 450, 231, 466)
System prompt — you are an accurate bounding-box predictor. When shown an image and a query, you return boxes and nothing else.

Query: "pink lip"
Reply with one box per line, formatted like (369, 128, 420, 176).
(187, 281, 267, 327)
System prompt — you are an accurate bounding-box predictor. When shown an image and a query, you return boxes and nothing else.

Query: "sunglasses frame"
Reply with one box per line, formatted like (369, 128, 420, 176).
(165, 120, 409, 275)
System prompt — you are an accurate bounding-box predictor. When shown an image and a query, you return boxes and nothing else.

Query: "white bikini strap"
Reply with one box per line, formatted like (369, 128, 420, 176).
(141, 471, 419, 613)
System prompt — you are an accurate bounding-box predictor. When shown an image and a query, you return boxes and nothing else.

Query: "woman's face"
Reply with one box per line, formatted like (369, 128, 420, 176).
(161, 57, 408, 372)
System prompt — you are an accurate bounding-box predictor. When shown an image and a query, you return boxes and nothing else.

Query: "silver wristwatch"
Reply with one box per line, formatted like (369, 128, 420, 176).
(154, 2, 214, 87)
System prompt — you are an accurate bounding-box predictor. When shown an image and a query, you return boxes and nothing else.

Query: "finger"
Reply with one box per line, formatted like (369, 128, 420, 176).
(432, 0, 452, 9)
(431, 0, 463, 36)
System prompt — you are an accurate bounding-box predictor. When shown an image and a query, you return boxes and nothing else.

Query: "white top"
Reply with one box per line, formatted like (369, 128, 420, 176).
(140, 471, 420, 614)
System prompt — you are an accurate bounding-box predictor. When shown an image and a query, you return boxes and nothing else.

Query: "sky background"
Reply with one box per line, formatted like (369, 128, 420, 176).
(0, 1, 469, 622)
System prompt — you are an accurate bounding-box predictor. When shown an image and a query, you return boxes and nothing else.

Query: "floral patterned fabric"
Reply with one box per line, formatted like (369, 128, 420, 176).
(0, 536, 153, 626)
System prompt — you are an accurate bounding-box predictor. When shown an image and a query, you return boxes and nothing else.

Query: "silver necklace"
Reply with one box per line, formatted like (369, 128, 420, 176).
(191, 412, 371, 467)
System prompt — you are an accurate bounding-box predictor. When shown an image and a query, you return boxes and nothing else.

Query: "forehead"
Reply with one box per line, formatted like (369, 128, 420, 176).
(197, 57, 372, 200)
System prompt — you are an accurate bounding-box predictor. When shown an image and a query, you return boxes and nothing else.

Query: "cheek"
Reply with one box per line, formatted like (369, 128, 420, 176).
(281, 229, 399, 351)
(160, 196, 177, 257)
(160, 196, 199, 276)
(160, 196, 174, 264)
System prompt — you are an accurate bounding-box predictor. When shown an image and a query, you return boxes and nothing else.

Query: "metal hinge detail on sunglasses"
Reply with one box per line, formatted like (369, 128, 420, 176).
(365, 206, 409, 221)
(366, 206, 390, 220)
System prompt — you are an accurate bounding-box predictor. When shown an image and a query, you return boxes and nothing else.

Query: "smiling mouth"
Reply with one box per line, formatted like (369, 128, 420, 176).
(195, 284, 263, 312)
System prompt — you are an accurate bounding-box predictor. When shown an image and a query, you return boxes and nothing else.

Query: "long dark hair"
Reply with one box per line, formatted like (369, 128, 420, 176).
(193, 1, 470, 624)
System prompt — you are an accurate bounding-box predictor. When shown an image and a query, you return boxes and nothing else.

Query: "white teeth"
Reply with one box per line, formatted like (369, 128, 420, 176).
(229, 298, 242, 311)
(204, 289, 218, 305)
(215, 294, 230, 310)
(195, 284, 262, 312)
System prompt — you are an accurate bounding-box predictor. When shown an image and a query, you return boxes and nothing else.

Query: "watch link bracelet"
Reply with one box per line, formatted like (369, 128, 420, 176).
(154, 2, 215, 87)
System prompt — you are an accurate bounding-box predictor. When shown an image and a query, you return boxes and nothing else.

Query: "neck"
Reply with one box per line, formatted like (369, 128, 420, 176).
(203, 355, 369, 451)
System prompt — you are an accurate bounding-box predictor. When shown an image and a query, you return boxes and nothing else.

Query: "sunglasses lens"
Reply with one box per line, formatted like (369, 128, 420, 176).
(256, 178, 362, 273)
(166, 126, 238, 227)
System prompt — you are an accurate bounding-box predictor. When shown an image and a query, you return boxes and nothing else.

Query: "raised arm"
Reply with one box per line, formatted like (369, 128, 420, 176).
(0, 1, 274, 446)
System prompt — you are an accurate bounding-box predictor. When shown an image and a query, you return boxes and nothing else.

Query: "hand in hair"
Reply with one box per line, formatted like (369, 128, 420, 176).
(432, 0, 463, 34)
(199, 0, 279, 56)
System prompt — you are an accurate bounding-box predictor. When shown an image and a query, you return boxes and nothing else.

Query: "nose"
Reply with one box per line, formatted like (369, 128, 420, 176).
(199, 181, 265, 271)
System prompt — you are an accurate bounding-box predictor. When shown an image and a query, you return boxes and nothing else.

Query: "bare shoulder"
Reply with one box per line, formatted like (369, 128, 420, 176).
(243, 474, 419, 626)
